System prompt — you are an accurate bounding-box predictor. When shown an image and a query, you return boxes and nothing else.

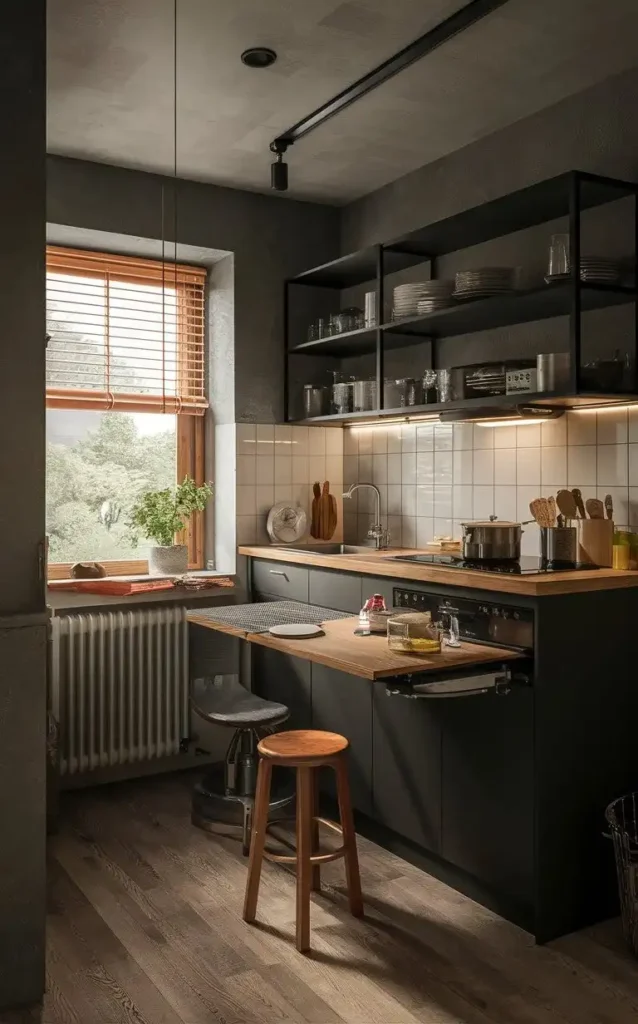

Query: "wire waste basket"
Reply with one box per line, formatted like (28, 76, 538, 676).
(605, 792, 638, 956)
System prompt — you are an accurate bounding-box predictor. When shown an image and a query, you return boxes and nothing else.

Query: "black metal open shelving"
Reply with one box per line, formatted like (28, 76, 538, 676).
(285, 170, 638, 423)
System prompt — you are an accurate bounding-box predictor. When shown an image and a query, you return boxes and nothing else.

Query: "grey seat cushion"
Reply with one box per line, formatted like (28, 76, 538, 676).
(191, 675, 289, 727)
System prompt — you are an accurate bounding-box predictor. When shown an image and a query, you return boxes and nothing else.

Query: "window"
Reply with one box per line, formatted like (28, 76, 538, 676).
(46, 247, 207, 578)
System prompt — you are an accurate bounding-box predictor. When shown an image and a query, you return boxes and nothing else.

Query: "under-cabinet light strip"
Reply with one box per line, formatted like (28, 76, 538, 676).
(348, 413, 440, 432)
(573, 402, 638, 414)
(475, 418, 553, 428)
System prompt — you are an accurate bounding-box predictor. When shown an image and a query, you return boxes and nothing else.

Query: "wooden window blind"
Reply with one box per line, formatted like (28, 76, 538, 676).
(46, 246, 208, 415)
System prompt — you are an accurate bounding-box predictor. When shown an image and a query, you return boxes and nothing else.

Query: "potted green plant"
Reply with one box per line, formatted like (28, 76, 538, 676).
(129, 476, 212, 575)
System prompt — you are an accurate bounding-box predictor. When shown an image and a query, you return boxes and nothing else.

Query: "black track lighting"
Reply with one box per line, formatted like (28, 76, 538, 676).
(270, 141, 288, 192)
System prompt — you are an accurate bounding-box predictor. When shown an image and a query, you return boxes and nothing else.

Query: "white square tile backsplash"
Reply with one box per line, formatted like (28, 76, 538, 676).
(341, 410, 638, 548)
(234, 424, 344, 546)
(235, 412, 638, 552)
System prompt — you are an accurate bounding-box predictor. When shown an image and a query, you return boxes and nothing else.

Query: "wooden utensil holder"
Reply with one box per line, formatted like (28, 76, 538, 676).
(573, 518, 614, 567)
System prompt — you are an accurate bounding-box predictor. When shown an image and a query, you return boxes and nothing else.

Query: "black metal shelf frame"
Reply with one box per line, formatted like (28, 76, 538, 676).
(284, 170, 638, 423)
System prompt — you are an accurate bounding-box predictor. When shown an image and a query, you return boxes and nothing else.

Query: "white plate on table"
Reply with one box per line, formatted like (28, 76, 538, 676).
(268, 623, 324, 638)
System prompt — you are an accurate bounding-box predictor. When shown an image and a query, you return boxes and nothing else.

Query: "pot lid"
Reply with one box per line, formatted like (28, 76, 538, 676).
(461, 520, 520, 527)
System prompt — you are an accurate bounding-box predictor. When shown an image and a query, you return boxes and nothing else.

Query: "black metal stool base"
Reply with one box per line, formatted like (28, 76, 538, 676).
(192, 763, 295, 854)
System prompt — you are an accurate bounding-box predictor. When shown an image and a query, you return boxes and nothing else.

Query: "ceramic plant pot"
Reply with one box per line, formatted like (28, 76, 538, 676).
(148, 544, 188, 576)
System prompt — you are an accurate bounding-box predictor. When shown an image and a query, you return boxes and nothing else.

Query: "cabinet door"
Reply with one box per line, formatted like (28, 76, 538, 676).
(372, 684, 442, 853)
(252, 647, 311, 731)
(311, 665, 372, 816)
(308, 569, 362, 613)
(252, 560, 309, 602)
(441, 686, 534, 908)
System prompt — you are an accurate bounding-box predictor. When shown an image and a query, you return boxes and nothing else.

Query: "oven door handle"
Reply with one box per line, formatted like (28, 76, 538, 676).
(385, 667, 520, 700)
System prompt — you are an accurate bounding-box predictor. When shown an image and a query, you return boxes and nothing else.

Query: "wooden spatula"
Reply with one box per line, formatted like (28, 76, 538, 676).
(571, 488, 586, 519)
(585, 497, 605, 519)
(547, 495, 557, 527)
(604, 494, 614, 521)
(529, 498, 552, 528)
(556, 489, 578, 521)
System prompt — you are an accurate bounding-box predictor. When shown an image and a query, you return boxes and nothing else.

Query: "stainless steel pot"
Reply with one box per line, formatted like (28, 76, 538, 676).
(460, 516, 522, 561)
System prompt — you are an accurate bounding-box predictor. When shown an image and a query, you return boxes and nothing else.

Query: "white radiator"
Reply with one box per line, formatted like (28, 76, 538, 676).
(51, 607, 189, 776)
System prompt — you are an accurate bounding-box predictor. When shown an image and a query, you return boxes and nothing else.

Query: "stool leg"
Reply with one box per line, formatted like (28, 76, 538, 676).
(335, 757, 363, 919)
(242, 758, 272, 924)
(310, 770, 321, 892)
(296, 766, 313, 953)
(241, 801, 252, 857)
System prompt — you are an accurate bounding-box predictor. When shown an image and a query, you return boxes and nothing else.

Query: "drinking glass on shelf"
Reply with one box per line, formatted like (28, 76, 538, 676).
(547, 233, 570, 279)
(436, 369, 452, 403)
(423, 370, 438, 403)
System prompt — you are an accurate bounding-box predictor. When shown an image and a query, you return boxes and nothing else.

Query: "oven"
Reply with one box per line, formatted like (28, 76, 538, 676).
(387, 587, 533, 699)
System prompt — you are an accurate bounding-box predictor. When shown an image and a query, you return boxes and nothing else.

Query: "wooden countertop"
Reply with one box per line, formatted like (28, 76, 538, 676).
(187, 609, 522, 681)
(238, 545, 638, 597)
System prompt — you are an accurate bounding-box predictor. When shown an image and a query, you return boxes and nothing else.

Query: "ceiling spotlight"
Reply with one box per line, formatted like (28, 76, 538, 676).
(270, 141, 288, 192)
(241, 47, 277, 69)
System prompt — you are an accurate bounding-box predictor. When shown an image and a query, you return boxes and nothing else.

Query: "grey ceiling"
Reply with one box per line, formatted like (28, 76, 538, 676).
(47, 0, 638, 203)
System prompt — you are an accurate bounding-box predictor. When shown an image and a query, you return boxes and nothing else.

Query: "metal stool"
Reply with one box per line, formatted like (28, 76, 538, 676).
(191, 676, 294, 854)
(243, 729, 363, 952)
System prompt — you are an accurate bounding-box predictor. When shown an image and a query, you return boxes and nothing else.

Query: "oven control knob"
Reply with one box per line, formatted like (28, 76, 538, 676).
(513, 611, 520, 620)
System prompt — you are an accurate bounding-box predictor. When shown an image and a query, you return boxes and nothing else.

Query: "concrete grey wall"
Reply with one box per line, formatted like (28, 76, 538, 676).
(342, 65, 638, 252)
(46, 157, 340, 424)
(0, 2, 47, 1012)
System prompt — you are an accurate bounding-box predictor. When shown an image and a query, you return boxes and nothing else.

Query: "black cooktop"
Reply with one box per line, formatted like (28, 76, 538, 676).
(391, 554, 597, 575)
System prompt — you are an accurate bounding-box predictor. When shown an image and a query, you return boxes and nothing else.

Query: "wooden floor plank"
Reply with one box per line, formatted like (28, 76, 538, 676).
(10, 773, 636, 1024)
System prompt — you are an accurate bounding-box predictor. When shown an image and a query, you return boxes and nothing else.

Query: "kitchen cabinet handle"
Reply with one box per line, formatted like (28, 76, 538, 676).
(386, 670, 512, 700)
(386, 685, 494, 700)
(269, 570, 288, 578)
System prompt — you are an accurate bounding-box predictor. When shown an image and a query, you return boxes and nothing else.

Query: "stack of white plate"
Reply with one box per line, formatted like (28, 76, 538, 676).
(545, 255, 623, 285)
(393, 280, 454, 319)
(453, 267, 515, 300)
(579, 256, 622, 284)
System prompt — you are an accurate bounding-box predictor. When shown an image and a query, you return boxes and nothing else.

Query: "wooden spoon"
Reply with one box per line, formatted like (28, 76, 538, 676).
(556, 489, 578, 521)
(585, 497, 605, 519)
(571, 487, 586, 519)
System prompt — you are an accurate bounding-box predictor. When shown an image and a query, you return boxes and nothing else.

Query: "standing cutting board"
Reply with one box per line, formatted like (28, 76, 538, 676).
(311, 480, 338, 539)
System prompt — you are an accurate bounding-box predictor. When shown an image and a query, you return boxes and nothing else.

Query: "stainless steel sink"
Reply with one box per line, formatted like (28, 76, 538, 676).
(272, 543, 379, 555)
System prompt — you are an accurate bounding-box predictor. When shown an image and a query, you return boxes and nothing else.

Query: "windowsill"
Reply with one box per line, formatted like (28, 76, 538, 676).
(48, 574, 241, 614)
(48, 570, 222, 587)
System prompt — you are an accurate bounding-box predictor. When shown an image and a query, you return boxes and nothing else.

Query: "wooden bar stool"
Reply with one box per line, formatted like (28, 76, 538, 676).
(242, 729, 363, 952)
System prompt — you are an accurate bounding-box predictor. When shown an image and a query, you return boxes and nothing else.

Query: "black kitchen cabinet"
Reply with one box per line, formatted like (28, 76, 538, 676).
(311, 665, 372, 816)
(372, 683, 442, 854)
(252, 647, 311, 731)
(440, 685, 534, 910)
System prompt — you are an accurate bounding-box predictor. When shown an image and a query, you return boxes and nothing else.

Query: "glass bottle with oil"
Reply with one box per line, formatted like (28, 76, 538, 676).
(387, 611, 442, 654)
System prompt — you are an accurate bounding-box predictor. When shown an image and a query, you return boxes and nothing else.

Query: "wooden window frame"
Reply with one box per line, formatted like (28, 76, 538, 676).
(46, 246, 208, 581)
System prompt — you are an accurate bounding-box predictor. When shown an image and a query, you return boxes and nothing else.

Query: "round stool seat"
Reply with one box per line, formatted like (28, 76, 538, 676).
(192, 676, 289, 727)
(258, 729, 349, 763)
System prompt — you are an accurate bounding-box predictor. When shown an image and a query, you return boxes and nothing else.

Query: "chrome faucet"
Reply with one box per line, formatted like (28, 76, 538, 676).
(342, 482, 389, 549)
